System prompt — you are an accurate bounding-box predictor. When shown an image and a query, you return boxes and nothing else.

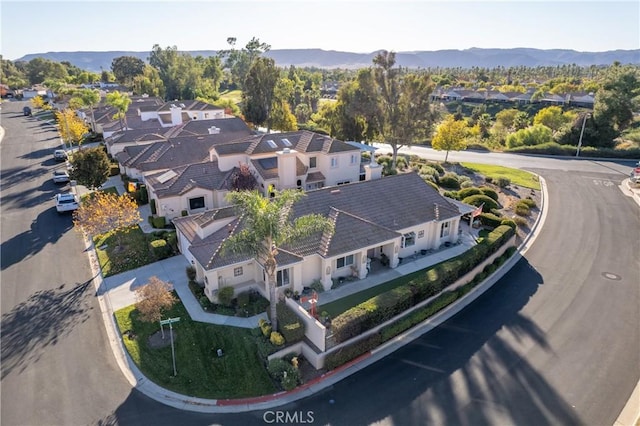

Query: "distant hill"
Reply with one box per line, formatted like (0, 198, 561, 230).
(16, 48, 640, 72)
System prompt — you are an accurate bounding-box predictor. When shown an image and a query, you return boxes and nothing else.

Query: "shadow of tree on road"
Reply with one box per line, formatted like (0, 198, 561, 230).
(1, 279, 93, 379)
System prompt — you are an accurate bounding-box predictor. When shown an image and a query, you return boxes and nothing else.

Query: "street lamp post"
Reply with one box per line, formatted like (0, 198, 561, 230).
(576, 113, 590, 157)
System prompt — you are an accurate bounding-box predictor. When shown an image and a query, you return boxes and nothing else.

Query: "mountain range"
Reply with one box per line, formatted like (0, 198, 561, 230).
(16, 48, 640, 72)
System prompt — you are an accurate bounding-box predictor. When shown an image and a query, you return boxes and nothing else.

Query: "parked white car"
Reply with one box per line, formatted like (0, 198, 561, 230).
(53, 149, 68, 162)
(52, 170, 70, 184)
(55, 192, 79, 213)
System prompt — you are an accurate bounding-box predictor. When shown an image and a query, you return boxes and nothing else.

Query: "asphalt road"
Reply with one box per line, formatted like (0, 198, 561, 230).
(1, 103, 638, 426)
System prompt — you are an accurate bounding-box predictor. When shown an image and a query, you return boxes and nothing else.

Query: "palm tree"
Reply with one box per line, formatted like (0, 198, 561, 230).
(222, 188, 333, 331)
(78, 88, 100, 134)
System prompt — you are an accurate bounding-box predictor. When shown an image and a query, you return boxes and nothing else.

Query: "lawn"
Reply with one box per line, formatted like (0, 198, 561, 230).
(114, 301, 276, 399)
(219, 89, 242, 106)
(461, 162, 541, 190)
(94, 227, 178, 277)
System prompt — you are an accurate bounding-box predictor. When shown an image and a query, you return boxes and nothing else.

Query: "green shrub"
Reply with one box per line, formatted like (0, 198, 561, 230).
(149, 239, 172, 259)
(276, 302, 306, 343)
(478, 212, 503, 228)
(479, 187, 499, 201)
(109, 164, 120, 177)
(325, 333, 382, 370)
(460, 180, 474, 188)
(513, 216, 528, 227)
(462, 194, 499, 212)
(218, 286, 235, 307)
(443, 191, 459, 200)
(181, 210, 188, 217)
(439, 173, 460, 189)
(270, 331, 285, 346)
(150, 199, 157, 215)
(166, 232, 177, 251)
(309, 280, 324, 293)
(495, 177, 511, 188)
(500, 219, 517, 230)
(520, 198, 537, 208)
(151, 216, 166, 228)
(515, 203, 531, 216)
(485, 176, 493, 184)
(430, 162, 445, 174)
(424, 180, 439, 190)
(458, 187, 482, 199)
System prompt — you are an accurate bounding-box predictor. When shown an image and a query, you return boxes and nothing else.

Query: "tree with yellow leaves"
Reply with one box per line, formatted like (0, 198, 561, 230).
(73, 191, 142, 249)
(135, 276, 177, 324)
(431, 115, 469, 163)
(55, 108, 89, 148)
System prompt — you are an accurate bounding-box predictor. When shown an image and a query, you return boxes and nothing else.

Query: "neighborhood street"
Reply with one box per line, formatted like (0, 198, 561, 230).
(1, 99, 638, 425)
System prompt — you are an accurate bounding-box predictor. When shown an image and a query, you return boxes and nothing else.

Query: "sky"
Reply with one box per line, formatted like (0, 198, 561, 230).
(1, 0, 639, 60)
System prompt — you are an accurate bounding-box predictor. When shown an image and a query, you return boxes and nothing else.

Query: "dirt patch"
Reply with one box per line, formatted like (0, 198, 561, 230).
(147, 329, 176, 349)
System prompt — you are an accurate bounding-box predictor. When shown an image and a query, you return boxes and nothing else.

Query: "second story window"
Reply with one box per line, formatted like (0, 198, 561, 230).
(350, 154, 357, 164)
(309, 157, 317, 168)
(331, 157, 338, 168)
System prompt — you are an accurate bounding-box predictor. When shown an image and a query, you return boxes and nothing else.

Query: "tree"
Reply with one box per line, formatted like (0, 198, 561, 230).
(533, 106, 574, 132)
(593, 64, 640, 134)
(68, 146, 111, 189)
(71, 88, 100, 134)
(431, 115, 468, 162)
(111, 56, 146, 86)
(218, 37, 271, 89)
(73, 191, 142, 248)
(105, 91, 131, 131)
(351, 51, 436, 169)
(55, 109, 89, 148)
(222, 189, 334, 331)
(241, 57, 279, 129)
(132, 65, 165, 97)
(135, 276, 177, 323)
(495, 108, 520, 130)
(506, 124, 553, 148)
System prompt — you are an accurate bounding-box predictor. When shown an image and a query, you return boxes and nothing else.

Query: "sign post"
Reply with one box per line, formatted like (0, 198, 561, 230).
(159, 317, 181, 376)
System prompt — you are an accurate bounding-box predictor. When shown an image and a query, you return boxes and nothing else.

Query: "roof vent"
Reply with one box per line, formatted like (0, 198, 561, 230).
(283, 147, 290, 153)
(208, 126, 220, 134)
(330, 189, 341, 194)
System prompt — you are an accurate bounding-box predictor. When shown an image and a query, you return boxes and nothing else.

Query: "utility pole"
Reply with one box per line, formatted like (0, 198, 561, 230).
(576, 113, 590, 157)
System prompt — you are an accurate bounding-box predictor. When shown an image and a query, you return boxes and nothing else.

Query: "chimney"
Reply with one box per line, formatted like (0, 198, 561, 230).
(208, 126, 220, 134)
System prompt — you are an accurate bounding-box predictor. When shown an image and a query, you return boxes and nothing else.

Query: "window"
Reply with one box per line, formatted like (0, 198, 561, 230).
(336, 180, 350, 186)
(309, 157, 317, 168)
(277, 269, 290, 287)
(282, 138, 292, 147)
(350, 154, 357, 165)
(331, 157, 338, 168)
(234, 267, 243, 277)
(418, 230, 424, 238)
(266, 139, 277, 148)
(440, 221, 450, 238)
(189, 196, 205, 210)
(402, 232, 416, 248)
(336, 254, 354, 269)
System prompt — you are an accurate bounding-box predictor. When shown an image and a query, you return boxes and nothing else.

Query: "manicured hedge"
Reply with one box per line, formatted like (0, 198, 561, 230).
(479, 187, 499, 201)
(276, 302, 305, 343)
(325, 332, 382, 370)
(479, 212, 503, 228)
(458, 187, 483, 199)
(330, 225, 515, 344)
(462, 194, 499, 212)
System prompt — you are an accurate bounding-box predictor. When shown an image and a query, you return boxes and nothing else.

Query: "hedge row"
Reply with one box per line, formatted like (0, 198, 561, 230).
(325, 245, 517, 370)
(330, 225, 515, 343)
(276, 302, 306, 343)
(508, 142, 640, 159)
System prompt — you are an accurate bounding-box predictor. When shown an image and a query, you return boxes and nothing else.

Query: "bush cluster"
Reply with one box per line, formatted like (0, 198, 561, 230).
(478, 212, 503, 228)
(259, 318, 272, 337)
(330, 226, 515, 344)
(326, 243, 518, 370)
(267, 358, 300, 391)
(462, 194, 499, 212)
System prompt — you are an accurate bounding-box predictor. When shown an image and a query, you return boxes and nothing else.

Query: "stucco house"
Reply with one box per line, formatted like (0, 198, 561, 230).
(173, 172, 464, 303)
(143, 130, 383, 220)
(114, 117, 254, 180)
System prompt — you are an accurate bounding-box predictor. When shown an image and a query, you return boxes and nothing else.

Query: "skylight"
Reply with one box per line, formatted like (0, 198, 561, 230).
(156, 170, 177, 184)
(282, 138, 292, 147)
(266, 139, 277, 148)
